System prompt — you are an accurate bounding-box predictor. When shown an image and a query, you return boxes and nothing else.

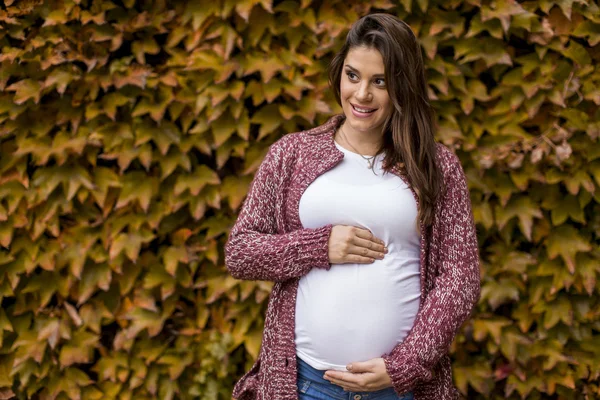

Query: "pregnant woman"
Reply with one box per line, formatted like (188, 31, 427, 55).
(225, 13, 480, 400)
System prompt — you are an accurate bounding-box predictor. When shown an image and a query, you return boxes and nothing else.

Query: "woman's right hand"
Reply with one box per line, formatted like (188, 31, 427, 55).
(327, 225, 388, 265)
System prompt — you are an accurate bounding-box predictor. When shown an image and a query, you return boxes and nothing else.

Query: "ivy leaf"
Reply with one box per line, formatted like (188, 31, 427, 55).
(162, 246, 189, 276)
(199, 215, 233, 240)
(174, 165, 220, 196)
(42, 9, 69, 27)
(495, 196, 542, 240)
(220, 175, 253, 210)
(243, 53, 286, 83)
(472, 317, 512, 344)
(251, 104, 282, 139)
(576, 254, 600, 296)
(550, 195, 585, 225)
(115, 171, 157, 212)
(44, 69, 77, 95)
(545, 225, 592, 274)
(0, 308, 13, 333)
(480, 278, 521, 309)
(543, 295, 573, 329)
(211, 114, 238, 147)
(77, 263, 112, 305)
(59, 330, 98, 367)
(565, 170, 595, 195)
(6, 79, 42, 104)
(109, 233, 143, 263)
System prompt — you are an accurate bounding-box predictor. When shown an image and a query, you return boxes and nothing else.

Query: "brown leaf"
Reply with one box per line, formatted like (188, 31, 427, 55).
(64, 302, 83, 327)
(555, 141, 572, 162)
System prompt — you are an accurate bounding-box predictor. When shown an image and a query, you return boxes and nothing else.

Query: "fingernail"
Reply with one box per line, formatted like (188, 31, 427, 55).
(346, 364, 353, 371)
(384, 247, 388, 253)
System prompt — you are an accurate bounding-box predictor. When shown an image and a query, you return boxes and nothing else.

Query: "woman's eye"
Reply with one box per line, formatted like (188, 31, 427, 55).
(374, 78, 385, 86)
(346, 72, 358, 80)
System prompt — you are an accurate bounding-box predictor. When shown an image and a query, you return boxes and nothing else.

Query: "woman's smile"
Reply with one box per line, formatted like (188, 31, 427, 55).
(340, 46, 392, 140)
(350, 102, 378, 117)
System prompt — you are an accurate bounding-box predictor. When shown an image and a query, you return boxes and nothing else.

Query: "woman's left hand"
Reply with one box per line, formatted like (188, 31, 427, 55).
(323, 357, 393, 392)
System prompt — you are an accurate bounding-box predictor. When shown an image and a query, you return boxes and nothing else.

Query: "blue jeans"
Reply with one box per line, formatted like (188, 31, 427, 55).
(296, 357, 414, 400)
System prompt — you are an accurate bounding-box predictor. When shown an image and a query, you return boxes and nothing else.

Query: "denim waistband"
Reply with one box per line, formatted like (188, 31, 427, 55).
(297, 356, 331, 385)
(296, 356, 413, 400)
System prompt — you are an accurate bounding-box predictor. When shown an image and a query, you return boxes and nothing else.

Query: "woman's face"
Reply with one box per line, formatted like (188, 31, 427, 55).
(340, 45, 392, 139)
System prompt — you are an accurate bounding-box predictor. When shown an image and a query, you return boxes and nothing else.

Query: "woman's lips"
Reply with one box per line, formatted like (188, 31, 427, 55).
(350, 103, 377, 118)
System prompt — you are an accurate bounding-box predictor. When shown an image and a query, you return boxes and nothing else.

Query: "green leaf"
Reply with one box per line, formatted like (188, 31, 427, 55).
(77, 263, 112, 305)
(565, 170, 595, 195)
(576, 254, 600, 296)
(472, 317, 512, 344)
(59, 330, 98, 367)
(115, 171, 157, 212)
(162, 246, 189, 276)
(109, 233, 143, 263)
(243, 53, 286, 83)
(495, 196, 542, 240)
(211, 114, 238, 147)
(42, 9, 69, 26)
(44, 69, 77, 95)
(0, 308, 13, 333)
(543, 295, 573, 329)
(546, 225, 592, 274)
(251, 104, 282, 139)
(220, 175, 253, 210)
(563, 40, 592, 66)
(550, 195, 585, 225)
(199, 215, 233, 240)
(174, 165, 220, 196)
(480, 278, 521, 309)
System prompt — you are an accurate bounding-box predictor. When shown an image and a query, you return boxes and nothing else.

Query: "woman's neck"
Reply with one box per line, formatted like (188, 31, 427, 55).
(335, 123, 384, 156)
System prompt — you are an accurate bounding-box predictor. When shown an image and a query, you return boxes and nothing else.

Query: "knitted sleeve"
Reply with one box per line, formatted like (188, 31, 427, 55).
(382, 157, 481, 394)
(224, 139, 333, 282)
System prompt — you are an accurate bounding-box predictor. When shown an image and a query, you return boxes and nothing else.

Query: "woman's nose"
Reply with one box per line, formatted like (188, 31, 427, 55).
(355, 82, 372, 102)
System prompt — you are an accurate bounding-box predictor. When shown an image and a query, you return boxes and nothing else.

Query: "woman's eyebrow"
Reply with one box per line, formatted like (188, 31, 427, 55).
(344, 64, 385, 78)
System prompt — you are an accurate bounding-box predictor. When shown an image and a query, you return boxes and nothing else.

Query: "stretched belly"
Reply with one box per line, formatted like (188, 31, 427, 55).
(294, 255, 421, 371)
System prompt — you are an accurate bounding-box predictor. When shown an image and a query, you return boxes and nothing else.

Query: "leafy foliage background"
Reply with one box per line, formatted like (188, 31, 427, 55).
(0, 0, 599, 399)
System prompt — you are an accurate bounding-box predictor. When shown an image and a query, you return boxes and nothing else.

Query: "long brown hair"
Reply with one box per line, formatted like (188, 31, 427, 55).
(328, 13, 442, 227)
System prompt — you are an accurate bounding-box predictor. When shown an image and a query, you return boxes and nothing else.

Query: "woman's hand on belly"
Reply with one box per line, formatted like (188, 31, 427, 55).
(323, 357, 392, 392)
(328, 225, 388, 265)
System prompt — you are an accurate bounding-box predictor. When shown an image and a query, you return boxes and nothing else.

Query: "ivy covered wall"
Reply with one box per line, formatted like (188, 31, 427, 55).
(0, 0, 599, 399)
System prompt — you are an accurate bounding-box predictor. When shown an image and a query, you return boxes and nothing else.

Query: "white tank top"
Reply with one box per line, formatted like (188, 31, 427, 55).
(295, 140, 421, 371)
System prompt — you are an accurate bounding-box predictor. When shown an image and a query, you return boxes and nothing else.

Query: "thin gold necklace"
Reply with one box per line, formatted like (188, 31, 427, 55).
(337, 126, 377, 169)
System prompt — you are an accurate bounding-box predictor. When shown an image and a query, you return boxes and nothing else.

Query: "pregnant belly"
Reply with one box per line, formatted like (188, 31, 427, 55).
(294, 256, 421, 370)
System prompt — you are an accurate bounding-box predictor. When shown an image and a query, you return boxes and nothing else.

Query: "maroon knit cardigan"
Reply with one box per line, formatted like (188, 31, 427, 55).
(225, 114, 481, 400)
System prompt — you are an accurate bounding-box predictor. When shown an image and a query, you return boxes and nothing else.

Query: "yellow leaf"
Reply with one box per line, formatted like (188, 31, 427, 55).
(6, 79, 42, 104)
(0, 309, 13, 333)
(174, 165, 220, 196)
(546, 226, 592, 274)
(244, 328, 263, 360)
(42, 9, 68, 27)
(162, 246, 188, 276)
(251, 104, 282, 139)
(221, 175, 253, 210)
(495, 196, 542, 240)
(211, 115, 237, 147)
(243, 53, 286, 83)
